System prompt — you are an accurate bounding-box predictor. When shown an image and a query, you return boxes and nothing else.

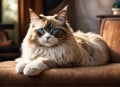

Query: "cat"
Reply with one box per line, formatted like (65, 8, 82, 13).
(16, 6, 109, 76)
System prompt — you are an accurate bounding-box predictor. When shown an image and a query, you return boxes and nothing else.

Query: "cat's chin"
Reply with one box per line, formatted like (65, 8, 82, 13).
(39, 40, 58, 47)
(41, 43, 56, 47)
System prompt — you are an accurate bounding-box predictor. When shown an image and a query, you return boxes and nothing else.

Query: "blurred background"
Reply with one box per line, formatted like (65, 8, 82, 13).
(0, 0, 115, 61)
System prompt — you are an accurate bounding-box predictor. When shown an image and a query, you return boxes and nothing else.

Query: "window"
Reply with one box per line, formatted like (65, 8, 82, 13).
(2, 0, 18, 44)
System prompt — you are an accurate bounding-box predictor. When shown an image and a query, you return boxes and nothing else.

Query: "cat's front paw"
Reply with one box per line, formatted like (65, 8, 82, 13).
(23, 64, 41, 76)
(16, 61, 30, 73)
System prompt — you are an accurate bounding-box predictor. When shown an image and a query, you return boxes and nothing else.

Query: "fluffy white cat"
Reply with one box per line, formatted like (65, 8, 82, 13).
(16, 7, 109, 76)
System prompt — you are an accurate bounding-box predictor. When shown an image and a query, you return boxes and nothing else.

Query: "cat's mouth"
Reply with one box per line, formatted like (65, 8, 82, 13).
(39, 37, 58, 47)
(42, 41, 54, 47)
(45, 40, 51, 43)
(42, 41, 58, 47)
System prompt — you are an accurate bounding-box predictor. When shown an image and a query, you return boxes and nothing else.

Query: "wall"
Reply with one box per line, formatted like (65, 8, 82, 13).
(50, 0, 115, 33)
(43, 0, 63, 15)
(72, 0, 114, 33)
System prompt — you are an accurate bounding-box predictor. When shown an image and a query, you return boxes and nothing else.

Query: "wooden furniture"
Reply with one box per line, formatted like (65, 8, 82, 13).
(97, 15, 120, 18)
(0, 23, 14, 47)
(0, 23, 14, 29)
(97, 15, 120, 62)
(0, 23, 20, 61)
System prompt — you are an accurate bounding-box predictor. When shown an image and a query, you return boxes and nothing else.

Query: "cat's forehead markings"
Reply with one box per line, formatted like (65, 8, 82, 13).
(45, 21, 54, 29)
(46, 16, 52, 20)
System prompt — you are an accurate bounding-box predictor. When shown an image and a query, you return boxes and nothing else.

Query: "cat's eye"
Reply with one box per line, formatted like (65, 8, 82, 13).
(51, 28, 58, 34)
(39, 28, 45, 34)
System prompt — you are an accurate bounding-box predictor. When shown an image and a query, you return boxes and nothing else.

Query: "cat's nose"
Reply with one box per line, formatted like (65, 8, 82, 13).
(46, 36, 50, 40)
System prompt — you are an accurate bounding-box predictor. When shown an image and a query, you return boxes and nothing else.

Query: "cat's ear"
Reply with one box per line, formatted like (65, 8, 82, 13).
(29, 8, 40, 24)
(56, 6, 68, 23)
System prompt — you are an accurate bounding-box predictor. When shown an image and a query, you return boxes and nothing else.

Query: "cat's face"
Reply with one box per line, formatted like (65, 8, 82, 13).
(29, 7, 70, 47)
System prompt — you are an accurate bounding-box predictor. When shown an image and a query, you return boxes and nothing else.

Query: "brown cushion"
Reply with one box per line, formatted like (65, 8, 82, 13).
(100, 18, 120, 63)
(0, 61, 120, 86)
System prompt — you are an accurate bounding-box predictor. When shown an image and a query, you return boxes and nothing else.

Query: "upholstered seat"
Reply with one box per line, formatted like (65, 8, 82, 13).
(0, 61, 120, 86)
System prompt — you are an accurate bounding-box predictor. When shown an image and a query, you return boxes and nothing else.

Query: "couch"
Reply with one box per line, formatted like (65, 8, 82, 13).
(1, 61, 120, 86)
(0, 17, 120, 86)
